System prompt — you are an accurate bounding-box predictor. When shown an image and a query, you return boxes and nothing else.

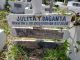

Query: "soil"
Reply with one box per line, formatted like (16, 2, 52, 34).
(28, 49, 43, 60)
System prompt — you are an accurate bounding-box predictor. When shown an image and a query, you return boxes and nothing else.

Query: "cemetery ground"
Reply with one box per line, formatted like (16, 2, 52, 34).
(0, 10, 80, 60)
(0, 10, 72, 60)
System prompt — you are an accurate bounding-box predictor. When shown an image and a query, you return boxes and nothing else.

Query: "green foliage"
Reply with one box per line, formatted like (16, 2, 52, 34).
(53, 6, 71, 16)
(0, 20, 10, 34)
(43, 0, 49, 5)
(77, 41, 80, 45)
(4, 0, 11, 11)
(70, 12, 80, 26)
(57, 0, 67, 3)
(6, 44, 28, 60)
(0, 10, 9, 19)
(58, 0, 64, 2)
(43, 40, 70, 60)
(0, 10, 10, 34)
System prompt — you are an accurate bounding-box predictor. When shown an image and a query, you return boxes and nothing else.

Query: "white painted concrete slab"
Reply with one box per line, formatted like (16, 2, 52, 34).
(68, 26, 80, 60)
(0, 29, 6, 51)
(0, 0, 6, 9)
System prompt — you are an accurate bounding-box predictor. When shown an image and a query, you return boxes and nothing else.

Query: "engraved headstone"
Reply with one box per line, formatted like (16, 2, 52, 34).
(7, 0, 71, 50)
(7, 14, 71, 39)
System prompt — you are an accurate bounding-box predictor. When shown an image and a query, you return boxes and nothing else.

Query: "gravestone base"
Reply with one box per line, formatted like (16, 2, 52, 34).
(11, 27, 69, 49)
(13, 39, 63, 49)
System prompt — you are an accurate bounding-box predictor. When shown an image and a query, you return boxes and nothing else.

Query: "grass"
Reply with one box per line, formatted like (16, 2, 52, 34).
(4, 40, 70, 60)
(43, 40, 71, 60)
(6, 44, 28, 60)
(0, 39, 68, 60)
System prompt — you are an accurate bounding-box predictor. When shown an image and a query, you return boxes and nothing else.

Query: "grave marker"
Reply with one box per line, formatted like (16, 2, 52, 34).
(7, 13, 71, 39)
(7, 0, 72, 49)
(7, 14, 71, 27)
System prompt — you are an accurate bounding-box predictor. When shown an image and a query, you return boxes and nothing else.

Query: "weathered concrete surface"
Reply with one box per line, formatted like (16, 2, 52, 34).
(13, 40, 63, 49)
(11, 28, 65, 39)
(0, 29, 6, 51)
(16, 29, 63, 39)
(68, 26, 80, 60)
